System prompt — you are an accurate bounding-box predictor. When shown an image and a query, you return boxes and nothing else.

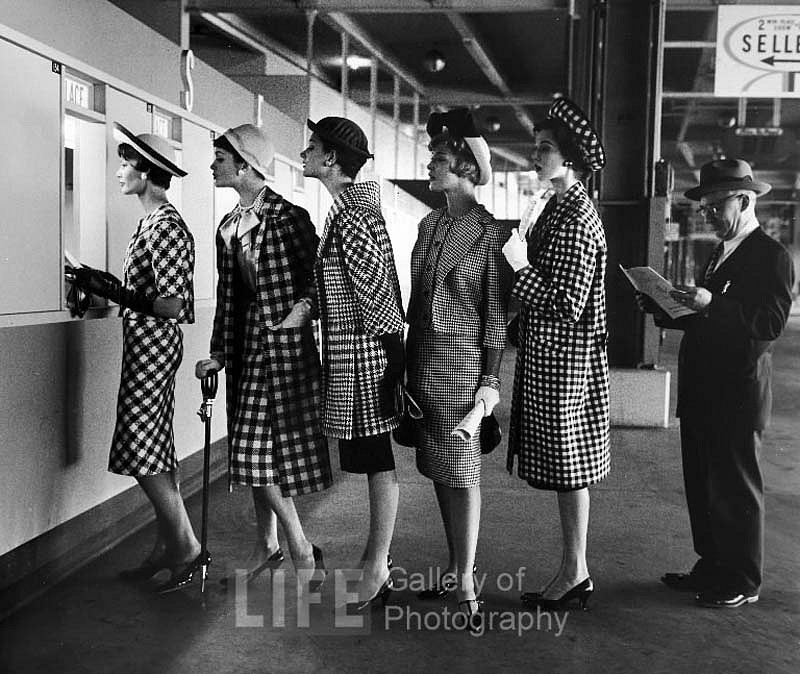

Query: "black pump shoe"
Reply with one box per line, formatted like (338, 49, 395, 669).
(156, 551, 212, 594)
(521, 577, 593, 611)
(307, 545, 328, 592)
(457, 598, 484, 633)
(354, 577, 393, 612)
(418, 564, 478, 600)
(220, 548, 285, 587)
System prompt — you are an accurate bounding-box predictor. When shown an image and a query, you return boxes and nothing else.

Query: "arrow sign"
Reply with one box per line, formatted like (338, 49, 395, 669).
(762, 56, 800, 66)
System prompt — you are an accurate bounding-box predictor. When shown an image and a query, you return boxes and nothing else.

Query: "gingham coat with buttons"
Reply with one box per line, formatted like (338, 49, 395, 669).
(109, 203, 194, 476)
(210, 187, 332, 495)
(314, 181, 404, 439)
(507, 181, 610, 490)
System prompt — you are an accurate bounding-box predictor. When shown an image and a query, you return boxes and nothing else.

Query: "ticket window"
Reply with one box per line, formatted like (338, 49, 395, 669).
(63, 73, 107, 310)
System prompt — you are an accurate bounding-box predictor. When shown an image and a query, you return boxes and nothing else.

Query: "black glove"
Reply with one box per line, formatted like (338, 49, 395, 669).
(379, 332, 405, 385)
(70, 266, 155, 316)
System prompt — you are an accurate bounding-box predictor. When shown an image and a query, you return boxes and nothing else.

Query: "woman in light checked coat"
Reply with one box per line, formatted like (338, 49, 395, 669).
(196, 125, 331, 588)
(502, 98, 610, 611)
(406, 109, 505, 627)
(68, 124, 201, 593)
(301, 117, 405, 610)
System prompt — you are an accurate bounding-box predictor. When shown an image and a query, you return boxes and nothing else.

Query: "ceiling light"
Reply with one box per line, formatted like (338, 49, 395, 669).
(424, 49, 446, 73)
(345, 55, 372, 70)
(486, 116, 501, 133)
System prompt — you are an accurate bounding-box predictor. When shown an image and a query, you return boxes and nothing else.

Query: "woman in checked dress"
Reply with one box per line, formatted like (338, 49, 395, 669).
(405, 108, 505, 627)
(195, 124, 331, 588)
(301, 117, 405, 609)
(502, 98, 611, 611)
(70, 123, 201, 593)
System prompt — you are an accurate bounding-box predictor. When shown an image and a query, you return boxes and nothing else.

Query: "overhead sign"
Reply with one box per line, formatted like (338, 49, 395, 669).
(715, 5, 800, 97)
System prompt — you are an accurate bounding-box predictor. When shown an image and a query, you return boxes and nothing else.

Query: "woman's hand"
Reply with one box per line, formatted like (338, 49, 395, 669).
(474, 386, 500, 416)
(269, 301, 311, 330)
(502, 228, 529, 272)
(195, 357, 223, 379)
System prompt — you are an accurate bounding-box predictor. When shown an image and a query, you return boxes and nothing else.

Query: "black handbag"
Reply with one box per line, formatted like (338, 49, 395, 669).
(392, 384, 424, 448)
(480, 412, 502, 454)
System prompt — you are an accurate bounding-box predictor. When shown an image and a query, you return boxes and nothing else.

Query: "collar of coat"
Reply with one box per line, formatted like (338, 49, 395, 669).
(318, 180, 382, 254)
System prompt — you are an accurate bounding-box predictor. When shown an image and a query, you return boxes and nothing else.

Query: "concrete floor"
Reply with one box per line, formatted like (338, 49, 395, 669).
(1, 321, 799, 674)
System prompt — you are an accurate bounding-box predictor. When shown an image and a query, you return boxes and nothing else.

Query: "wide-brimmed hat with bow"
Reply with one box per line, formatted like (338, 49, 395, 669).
(112, 122, 187, 177)
(307, 117, 373, 159)
(545, 97, 605, 171)
(684, 158, 771, 201)
(426, 107, 492, 186)
(220, 124, 275, 178)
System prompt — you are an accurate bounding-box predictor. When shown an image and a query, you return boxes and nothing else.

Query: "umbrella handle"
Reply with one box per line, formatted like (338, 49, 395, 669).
(201, 371, 218, 401)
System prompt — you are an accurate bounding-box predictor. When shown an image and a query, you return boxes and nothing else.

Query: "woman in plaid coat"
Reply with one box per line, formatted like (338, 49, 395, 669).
(406, 109, 505, 627)
(69, 124, 202, 593)
(302, 117, 405, 609)
(196, 125, 331, 587)
(503, 98, 610, 611)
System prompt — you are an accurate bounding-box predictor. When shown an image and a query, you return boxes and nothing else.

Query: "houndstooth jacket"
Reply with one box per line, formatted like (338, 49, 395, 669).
(210, 186, 328, 483)
(314, 181, 404, 439)
(507, 181, 610, 490)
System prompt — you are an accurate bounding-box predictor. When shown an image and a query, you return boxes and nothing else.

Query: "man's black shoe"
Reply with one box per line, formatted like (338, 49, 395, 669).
(695, 589, 759, 608)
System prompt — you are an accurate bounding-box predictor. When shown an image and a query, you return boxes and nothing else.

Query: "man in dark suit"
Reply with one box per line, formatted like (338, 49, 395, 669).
(638, 158, 794, 608)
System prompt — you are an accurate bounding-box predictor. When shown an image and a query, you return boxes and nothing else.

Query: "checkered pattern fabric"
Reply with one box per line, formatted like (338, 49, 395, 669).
(109, 203, 195, 475)
(548, 98, 605, 171)
(121, 203, 194, 324)
(109, 320, 182, 475)
(314, 181, 404, 439)
(210, 187, 331, 495)
(506, 181, 610, 490)
(407, 329, 483, 488)
(406, 205, 506, 350)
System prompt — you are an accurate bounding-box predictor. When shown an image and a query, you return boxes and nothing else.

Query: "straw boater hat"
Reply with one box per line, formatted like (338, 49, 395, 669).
(220, 124, 275, 178)
(546, 97, 605, 171)
(426, 108, 493, 186)
(306, 117, 374, 160)
(112, 122, 187, 177)
(684, 158, 771, 201)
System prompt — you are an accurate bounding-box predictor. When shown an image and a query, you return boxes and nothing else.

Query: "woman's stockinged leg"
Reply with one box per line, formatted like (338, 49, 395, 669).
(449, 484, 481, 604)
(253, 485, 313, 568)
(246, 487, 283, 570)
(359, 469, 399, 598)
(542, 487, 590, 599)
(137, 472, 200, 564)
(433, 481, 457, 578)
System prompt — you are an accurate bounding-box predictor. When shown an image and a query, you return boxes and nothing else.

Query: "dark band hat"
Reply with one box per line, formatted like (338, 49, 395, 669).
(426, 107, 492, 186)
(545, 97, 605, 171)
(684, 158, 771, 200)
(112, 122, 187, 177)
(306, 117, 373, 159)
(220, 124, 275, 178)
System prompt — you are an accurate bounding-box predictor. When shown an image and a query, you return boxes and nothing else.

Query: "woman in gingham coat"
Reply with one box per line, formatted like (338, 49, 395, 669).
(69, 123, 201, 593)
(502, 98, 610, 611)
(406, 109, 505, 627)
(196, 125, 331, 587)
(301, 117, 405, 609)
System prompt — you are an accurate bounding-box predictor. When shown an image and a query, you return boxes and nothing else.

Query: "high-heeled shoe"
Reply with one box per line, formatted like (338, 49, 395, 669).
(307, 544, 327, 592)
(354, 576, 393, 612)
(219, 547, 285, 587)
(457, 598, 484, 633)
(521, 577, 593, 611)
(418, 564, 478, 600)
(155, 551, 212, 594)
(118, 557, 170, 582)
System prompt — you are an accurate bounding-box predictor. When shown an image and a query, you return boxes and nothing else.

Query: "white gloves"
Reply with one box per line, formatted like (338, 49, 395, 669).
(474, 386, 500, 416)
(502, 228, 529, 273)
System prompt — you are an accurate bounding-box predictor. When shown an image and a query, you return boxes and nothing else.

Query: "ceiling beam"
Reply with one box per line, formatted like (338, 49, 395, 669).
(445, 12, 536, 137)
(349, 86, 554, 108)
(187, 0, 569, 14)
(324, 12, 427, 94)
(490, 146, 531, 168)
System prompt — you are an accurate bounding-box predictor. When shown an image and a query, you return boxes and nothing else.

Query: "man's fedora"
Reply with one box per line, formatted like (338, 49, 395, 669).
(684, 158, 770, 201)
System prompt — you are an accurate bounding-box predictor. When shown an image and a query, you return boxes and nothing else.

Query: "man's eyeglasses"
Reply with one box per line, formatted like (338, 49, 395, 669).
(696, 194, 744, 218)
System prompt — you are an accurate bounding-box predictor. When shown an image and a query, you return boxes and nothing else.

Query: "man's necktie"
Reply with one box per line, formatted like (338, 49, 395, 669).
(703, 242, 724, 283)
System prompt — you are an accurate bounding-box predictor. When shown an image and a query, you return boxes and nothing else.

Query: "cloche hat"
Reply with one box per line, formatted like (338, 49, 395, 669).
(220, 124, 275, 179)
(306, 117, 373, 159)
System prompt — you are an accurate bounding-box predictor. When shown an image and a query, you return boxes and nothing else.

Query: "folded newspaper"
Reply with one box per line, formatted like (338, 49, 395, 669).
(452, 400, 486, 442)
(620, 265, 696, 320)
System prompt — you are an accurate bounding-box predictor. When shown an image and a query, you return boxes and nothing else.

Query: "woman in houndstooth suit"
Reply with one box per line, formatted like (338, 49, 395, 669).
(68, 124, 201, 593)
(503, 98, 610, 611)
(196, 125, 331, 588)
(301, 117, 405, 609)
(406, 109, 505, 627)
